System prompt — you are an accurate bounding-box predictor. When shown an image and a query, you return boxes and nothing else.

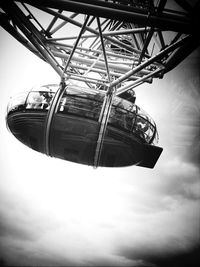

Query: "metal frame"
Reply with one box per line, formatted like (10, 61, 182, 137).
(1, 0, 200, 167)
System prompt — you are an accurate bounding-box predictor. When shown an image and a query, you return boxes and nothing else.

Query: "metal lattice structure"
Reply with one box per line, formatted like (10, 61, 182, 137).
(1, 0, 200, 168)
(1, 0, 200, 90)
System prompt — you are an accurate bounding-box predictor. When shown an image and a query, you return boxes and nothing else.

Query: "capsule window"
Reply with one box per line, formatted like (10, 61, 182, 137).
(26, 91, 54, 110)
(58, 94, 102, 121)
(7, 92, 27, 114)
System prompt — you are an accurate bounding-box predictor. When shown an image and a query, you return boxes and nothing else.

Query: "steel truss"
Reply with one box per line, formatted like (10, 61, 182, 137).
(1, 0, 200, 167)
(1, 0, 200, 90)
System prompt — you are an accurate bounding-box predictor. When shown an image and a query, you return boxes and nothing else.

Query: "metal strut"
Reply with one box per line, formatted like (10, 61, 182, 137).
(94, 89, 115, 168)
(1, 0, 199, 95)
(93, 17, 115, 168)
(1, 0, 200, 169)
(45, 15, 91, 155)
(45, 78, 66, 156)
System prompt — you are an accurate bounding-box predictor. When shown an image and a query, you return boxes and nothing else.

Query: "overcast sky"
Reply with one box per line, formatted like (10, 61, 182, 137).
(0, 21, 200, 267)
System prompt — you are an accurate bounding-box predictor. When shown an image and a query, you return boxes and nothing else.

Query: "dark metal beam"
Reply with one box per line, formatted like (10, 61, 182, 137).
(37, 6, 144, 55)
(164, 36, 200, 73)
(1, 0, 63, 76)
(0, 13, 44, 60)
(18, 0, 192, 33)
(174, 0, 193, 13)
(109, 35, 192, 88)
(138, 28, 154, 64)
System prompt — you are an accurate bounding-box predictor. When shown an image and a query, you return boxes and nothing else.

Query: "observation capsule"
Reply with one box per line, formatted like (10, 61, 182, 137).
(6, 84, 162, 168)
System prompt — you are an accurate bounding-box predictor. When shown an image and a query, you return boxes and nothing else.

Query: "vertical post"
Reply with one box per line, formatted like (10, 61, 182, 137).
(93, 17, 115, 168)
(45, 78, 66, 156)
(93, 89, 115, 168)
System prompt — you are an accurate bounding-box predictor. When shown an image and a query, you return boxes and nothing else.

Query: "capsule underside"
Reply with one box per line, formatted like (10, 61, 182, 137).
(6, 85, 162, 168)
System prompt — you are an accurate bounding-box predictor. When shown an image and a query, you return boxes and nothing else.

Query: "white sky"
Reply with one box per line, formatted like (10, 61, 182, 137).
(0, 24, 200, 267)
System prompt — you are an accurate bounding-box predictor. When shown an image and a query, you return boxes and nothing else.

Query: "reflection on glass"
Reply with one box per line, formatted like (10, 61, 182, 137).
(58, 94, 102, 120)
(109, 106, 136, 131)
(7, 85, 159, 145)
(26, 91, 54, 110)
(7, 92, 27, 114)
(57, 87, 158, 145)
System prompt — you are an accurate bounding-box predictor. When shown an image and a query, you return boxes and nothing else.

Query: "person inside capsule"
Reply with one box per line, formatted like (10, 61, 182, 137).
(6, 84, 162, 168)
(26, 91, 53, 110)
(7, 85, 158, 146)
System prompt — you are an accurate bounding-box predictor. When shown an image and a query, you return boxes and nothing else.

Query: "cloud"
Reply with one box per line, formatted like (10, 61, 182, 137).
(0, 188, 62, 265)
(0, 198, 38, 242)
(83, 255, 156, 267)
(113, 160, 200, 267)
(0, 20, 200, 267)
(0, 218, 35, 242)
(116, 245, 200, 267)
(0, 241, 76, 267)
(154, 157, 200, 201)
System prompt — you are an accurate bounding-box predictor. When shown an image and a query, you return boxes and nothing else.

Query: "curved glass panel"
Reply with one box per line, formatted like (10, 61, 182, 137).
(136, 106, 158, 144)
(57, 85, 103, 120)
(30, 84, 59, 93)
(26, 91, 54, 110)
(109, 104, 136, 131)
(7, 85, 158, 146)
(7, 92, 28, 114)
(58, 92, 102, 120)
(7, 86, 56, 114)
(109, 99, 158, 145)
(57, 86, 158, 145)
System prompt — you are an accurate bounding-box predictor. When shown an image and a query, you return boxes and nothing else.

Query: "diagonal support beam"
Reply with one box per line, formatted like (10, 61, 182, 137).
(116, 67, 164, 96)
(96, 17, 111, 83)
(1, 0, 63, 76)
(62, 15, 90, 77)
(109, 35, 192, 89)
(46, 9, 62, 34)
(138, 28, 154, 64)
(0, 13, 43, 60)
(24, 5, 145, 55)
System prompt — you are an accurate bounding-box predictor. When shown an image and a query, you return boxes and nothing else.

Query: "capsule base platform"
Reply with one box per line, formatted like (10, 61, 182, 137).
(7, 111, 163, 168)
